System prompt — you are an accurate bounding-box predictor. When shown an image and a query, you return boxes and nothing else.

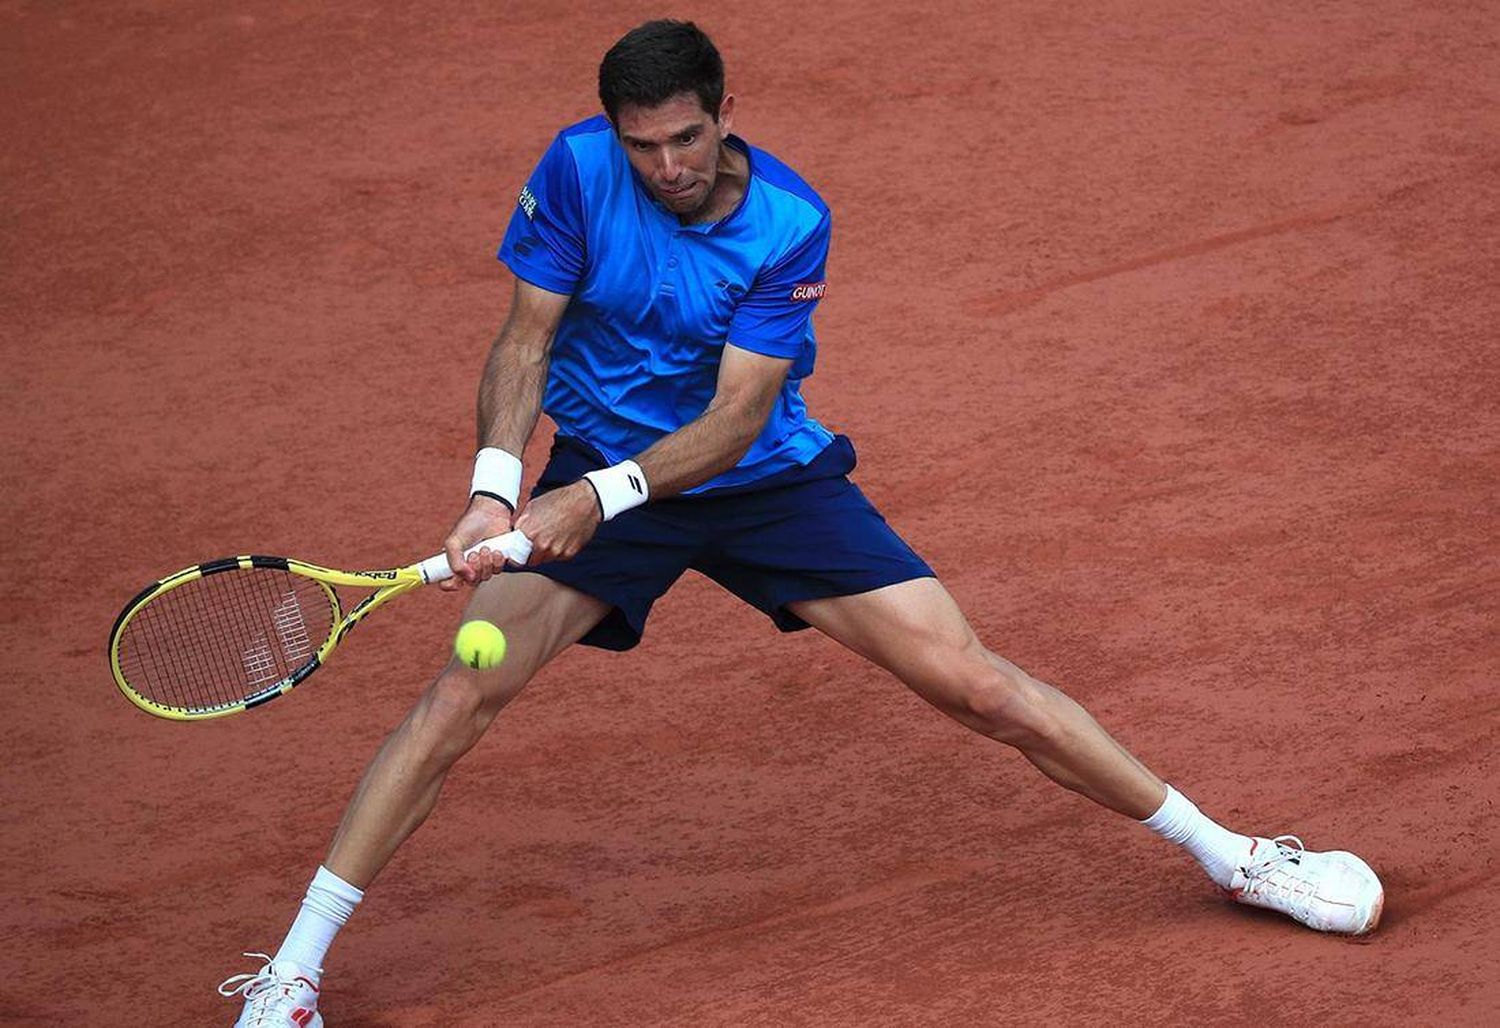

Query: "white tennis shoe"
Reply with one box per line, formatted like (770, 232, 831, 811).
(1227, 835, 1384, 934)
(219, 952, 324, 1027)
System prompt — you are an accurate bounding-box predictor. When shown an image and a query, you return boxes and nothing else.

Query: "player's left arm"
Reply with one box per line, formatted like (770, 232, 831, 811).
(513, 344, 791, 562)
(633, 344, 792, 495)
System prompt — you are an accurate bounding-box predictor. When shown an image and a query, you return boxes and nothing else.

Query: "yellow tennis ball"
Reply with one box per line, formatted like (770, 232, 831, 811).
(454, 619, 507, 670)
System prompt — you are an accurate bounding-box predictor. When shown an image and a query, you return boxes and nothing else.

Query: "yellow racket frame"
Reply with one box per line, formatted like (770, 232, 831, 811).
(109, 531, 529, 721)
(108, 554, 424, 721)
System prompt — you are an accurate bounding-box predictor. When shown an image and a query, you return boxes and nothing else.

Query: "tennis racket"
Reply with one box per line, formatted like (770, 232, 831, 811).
(108, 531, 533, 721)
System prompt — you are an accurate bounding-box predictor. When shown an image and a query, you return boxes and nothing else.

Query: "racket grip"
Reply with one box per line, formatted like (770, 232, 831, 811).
(418, 530, 533, 584)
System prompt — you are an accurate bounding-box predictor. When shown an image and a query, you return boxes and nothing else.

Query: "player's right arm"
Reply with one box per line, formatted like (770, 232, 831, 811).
(444, 125, 587, 587)
(441, 279, 569, 588)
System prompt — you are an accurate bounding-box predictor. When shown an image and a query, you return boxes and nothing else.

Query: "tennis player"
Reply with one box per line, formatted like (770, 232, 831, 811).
(222, 21, 1383, 1025)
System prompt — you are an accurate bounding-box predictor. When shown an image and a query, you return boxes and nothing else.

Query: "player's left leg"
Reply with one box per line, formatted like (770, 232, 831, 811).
(790, 578, 1166, 817)
(787, 578, 1384, 934)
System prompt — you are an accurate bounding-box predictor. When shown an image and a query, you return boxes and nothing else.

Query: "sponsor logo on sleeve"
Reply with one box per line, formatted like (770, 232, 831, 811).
(518, 185, 538, 220)
(789, 281, 827, 302)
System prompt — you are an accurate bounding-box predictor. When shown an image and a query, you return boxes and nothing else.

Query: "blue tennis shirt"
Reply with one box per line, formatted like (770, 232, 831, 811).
(498, 114, 835, 493)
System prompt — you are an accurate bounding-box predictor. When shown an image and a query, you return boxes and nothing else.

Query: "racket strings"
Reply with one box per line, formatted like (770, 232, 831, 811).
(117, 568, 336, 712)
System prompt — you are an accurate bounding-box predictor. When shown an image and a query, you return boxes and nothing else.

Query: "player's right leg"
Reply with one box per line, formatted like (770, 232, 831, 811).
(221, 571, 608, 1027)
(324, 570, 609, 886)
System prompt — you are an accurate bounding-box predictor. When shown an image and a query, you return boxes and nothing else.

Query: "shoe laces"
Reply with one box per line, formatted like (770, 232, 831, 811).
(1238, 835, 1315, 910)
(218, 951, 308, 1006)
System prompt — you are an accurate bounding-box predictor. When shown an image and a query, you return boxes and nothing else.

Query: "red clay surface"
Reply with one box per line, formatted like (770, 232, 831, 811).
(5, 2, 1498, 1024)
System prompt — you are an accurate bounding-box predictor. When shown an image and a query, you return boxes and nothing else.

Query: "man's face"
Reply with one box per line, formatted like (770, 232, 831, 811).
(614, 92, 734, 218)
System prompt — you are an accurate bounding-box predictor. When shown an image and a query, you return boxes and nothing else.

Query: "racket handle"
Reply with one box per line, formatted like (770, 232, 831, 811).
(418, 530, 533, 584)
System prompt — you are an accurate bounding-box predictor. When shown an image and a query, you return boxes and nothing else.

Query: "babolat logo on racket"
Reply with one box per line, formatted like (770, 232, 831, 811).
(354, 569, 402, 580)
(789, 281, 826, 301)
(518, 185, 539, 220)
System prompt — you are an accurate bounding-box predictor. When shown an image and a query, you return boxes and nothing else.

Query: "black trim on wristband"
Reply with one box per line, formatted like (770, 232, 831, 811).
(471, 490, 515, 514)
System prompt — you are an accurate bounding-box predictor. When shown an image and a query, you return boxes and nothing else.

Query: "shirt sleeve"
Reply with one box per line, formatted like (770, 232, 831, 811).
(726, 211, 831, 359)
(497, 133, 586, 294)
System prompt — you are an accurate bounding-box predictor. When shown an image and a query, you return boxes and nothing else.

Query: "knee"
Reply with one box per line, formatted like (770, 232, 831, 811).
(949, 660, 1054, 746)
(406, 669, 491, 761)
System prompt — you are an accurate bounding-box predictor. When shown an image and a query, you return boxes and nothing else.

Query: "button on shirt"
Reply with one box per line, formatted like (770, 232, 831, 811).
(498, 115, 834, 493)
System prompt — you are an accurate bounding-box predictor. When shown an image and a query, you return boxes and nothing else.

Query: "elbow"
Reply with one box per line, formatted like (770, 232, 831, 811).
(706, 397, 771, 463)
(493, 314, 556, 365)
(497, 331, 551, 369)
(728, 405, 772, 463)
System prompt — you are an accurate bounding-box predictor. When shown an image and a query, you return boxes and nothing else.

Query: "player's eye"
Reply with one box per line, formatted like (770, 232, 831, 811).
(677, 133, 697, 146)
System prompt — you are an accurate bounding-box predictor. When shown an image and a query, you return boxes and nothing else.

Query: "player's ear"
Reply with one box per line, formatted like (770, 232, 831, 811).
(716, 94, 735, 137)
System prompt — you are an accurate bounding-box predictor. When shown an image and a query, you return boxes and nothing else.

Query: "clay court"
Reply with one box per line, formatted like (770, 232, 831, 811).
(5, 1, 1498, 1023)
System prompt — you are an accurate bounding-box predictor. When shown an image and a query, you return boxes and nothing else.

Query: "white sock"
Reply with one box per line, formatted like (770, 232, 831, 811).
(1141, 785, 1254, 888)
(274, 865, 365, 976)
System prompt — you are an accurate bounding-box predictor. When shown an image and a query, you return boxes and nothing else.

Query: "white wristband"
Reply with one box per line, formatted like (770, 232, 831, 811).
(583, 460, 649, 520)
(471, 447, 523, 511)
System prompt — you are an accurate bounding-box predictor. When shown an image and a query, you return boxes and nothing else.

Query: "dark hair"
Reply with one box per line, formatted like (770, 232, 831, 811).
(598, 20, 724, 122)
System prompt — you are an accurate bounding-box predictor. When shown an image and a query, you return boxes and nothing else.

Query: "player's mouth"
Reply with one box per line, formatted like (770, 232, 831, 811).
(659, 180, 698, 201)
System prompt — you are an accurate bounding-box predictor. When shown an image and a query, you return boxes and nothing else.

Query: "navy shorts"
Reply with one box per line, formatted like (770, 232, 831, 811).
(509, 434, 935, 650)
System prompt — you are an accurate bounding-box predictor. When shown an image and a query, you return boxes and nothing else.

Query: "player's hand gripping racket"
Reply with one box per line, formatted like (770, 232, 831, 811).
(108, 532, 532, 720)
